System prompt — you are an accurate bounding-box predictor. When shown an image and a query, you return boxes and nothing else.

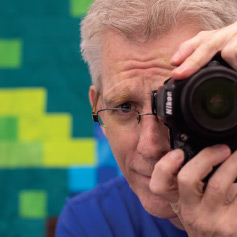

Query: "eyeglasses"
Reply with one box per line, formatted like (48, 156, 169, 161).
(92, 92, 160, 130)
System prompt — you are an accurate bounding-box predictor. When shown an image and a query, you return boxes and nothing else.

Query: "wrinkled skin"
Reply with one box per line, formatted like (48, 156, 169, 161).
(89, 21, 237, 236)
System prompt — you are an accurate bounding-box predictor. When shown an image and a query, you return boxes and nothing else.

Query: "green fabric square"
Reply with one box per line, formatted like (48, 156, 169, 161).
(0, 39, 22, 68)
(0, 142, 43, 168)
(70, 0, 93, 17)
(19, 190, 47, 218)
(0, 117, 18, 141)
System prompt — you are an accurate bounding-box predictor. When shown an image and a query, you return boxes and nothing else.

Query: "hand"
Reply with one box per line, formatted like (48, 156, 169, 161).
(150, 145, 237, 236)
(170, 21, 237, 80)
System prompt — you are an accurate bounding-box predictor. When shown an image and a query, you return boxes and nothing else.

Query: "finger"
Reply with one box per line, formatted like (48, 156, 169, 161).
(170, 39, 200, 66)
(171, 39, 222, 79)
(149, 149, 184, 203)
(221, 33, 237, 70)
(170, 31, 206, 66)
(177, 145, 231, 206)
(171, 22, 237, 79)
(203, 151, 237, 207)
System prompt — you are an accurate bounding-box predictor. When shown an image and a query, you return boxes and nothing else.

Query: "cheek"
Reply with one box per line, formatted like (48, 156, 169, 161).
(105, 129, 138, 173)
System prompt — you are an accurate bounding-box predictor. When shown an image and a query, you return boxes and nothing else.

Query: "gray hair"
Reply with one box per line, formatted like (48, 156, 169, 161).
(80, 0, 237, 90)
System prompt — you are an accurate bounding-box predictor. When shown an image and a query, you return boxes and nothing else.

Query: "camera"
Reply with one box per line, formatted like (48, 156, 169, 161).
(151, 55, 237, 165)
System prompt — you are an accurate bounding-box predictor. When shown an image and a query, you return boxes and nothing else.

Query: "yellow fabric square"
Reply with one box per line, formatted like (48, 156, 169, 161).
(0, 88, 46, 116)
(44, 139, 95, 167)
(19, 114, 71, 141)
(14, 89, 46, 116)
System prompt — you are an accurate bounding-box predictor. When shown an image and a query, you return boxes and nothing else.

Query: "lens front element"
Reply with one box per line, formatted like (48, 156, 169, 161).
(192, 78, 237, 132)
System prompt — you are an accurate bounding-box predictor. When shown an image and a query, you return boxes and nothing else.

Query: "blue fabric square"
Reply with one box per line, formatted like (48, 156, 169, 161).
(68, 167, 96, 193)
(97, 139, 117, 167)
(93, 123, 106, 140)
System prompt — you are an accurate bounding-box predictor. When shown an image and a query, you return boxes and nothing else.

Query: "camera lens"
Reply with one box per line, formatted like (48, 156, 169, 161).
(191, 77, 237, 132)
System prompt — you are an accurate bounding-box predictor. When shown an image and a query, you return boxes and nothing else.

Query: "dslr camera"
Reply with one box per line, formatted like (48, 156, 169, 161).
(151, 55, 237, 164)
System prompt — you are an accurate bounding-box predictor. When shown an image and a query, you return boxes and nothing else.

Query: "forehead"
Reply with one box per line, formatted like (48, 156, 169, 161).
(100, 24, 200, 102)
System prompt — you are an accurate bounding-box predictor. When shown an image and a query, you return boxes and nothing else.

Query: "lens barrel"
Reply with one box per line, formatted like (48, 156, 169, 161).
(181, 65, 237, 138)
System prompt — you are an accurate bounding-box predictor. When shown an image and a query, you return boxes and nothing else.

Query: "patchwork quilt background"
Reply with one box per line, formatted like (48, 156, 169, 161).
(0, 0, 120, 236)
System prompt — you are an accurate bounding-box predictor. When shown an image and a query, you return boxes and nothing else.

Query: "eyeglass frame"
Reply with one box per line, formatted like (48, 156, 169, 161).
(92, 91, 158, 127)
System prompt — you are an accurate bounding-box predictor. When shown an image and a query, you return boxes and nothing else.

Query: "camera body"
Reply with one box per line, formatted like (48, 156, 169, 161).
(152, 56, 237, 164)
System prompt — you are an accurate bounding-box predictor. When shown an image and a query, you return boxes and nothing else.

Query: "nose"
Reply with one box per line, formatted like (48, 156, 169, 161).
(137, 115, 170, 160)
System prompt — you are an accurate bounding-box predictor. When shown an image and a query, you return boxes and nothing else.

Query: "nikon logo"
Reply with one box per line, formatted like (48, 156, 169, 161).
(166, 91, 173, 115)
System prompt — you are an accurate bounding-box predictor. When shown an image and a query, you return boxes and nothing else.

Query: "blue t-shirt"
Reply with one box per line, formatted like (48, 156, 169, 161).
(56, 176, 188, 237)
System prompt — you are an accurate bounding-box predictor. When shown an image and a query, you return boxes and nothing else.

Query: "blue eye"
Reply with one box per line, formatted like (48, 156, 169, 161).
(119, 103, 132, 110)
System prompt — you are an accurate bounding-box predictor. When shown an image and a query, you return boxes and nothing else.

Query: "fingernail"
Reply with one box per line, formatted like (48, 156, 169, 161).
(173, 64, 186, 74)
(169, 150, 183, 160)
(171, 51, 181, 63)
(213, 144, 230, 156)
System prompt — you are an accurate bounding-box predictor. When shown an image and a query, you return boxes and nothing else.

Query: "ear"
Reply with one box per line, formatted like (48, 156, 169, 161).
(89, 85, 97, 108)
(88, 85, 107, 137)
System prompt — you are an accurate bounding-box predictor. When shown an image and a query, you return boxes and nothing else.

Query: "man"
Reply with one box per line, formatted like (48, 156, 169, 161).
(57, 0, 237, 236)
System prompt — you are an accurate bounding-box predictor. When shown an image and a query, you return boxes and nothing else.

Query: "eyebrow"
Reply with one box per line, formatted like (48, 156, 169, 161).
(103, 85, 141, 107)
